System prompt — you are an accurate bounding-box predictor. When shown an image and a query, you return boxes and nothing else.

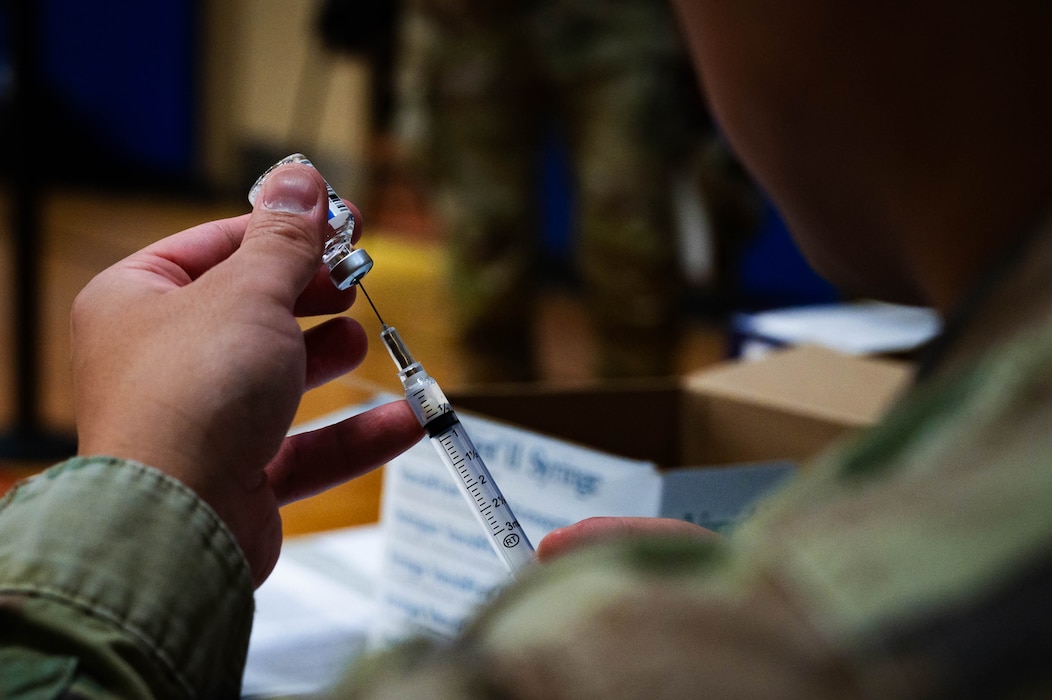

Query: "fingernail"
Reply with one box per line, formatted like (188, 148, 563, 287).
(261, 167, 318, 214)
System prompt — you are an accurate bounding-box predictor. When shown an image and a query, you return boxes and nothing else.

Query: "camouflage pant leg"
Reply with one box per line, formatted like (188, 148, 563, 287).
(398, 0, 697, 381)
(564, 64, 690, 378)
(424, 18, 544, 381)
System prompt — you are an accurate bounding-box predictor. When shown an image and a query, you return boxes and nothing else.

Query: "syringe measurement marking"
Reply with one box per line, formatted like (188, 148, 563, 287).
(412, 386, 441, 419)
(374, 322, 534, 574)
(443, 439, 509, 534)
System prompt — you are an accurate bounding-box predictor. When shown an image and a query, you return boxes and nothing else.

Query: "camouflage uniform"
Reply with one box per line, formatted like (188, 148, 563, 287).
(394, 0, 704, 380)
(4, 215, 1052, 697)
(338, 211, 1052, 697)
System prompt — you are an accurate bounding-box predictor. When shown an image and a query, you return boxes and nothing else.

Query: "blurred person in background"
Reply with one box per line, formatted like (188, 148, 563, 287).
(393, 0, 708, 380)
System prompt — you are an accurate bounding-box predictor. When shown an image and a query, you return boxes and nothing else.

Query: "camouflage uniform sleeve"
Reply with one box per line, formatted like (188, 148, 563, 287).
(335, 537, 868, 700)
(0, 457, 254, 699)
(334, 303, 1052, 698)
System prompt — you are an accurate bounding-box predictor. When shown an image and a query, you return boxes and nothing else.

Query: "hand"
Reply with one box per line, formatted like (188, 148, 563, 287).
(536, 516, 719, 562)
(70, 163, 423, 585)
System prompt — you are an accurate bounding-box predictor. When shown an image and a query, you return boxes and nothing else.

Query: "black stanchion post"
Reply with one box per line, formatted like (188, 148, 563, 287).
(0, 0, 77, 461)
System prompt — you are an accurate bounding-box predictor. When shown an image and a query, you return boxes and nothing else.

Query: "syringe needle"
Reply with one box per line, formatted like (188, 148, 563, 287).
(358, 282, 386, 328)
(358, 283, 414, 371)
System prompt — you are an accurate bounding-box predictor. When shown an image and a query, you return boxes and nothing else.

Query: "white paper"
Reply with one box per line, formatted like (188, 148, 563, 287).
(734, 301, 941, 357)
(242, 526, 383, 698)
(245, 394, 798, 695)
(372, 410, 663, 645)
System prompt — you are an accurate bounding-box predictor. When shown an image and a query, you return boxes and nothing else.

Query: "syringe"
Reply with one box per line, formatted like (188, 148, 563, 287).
(248, 154, 533, 573)
(359, 285, 535, 576)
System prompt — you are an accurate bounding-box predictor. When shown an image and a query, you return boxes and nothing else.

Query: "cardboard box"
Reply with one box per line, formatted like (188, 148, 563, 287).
(372, 345, 912, 643)
(449, 344, 910, 470)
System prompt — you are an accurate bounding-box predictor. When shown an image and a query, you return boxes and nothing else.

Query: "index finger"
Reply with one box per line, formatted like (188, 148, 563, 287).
(267, 401, 423, 505)
(132, 214, 251, 285)
(537, 517, 720, 562)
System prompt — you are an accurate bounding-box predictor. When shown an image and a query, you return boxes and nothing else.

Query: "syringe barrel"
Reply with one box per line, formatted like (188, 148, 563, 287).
(394, 349, 535, 575)
(401, 371, 454, 433)
(428, 423, 536, 575)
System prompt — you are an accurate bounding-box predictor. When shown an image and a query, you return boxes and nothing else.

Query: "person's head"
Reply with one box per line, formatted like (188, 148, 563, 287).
(673, 1, 1052, 312)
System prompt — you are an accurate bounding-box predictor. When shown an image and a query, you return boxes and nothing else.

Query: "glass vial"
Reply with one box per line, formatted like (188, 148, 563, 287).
(248, 153, 374, 289)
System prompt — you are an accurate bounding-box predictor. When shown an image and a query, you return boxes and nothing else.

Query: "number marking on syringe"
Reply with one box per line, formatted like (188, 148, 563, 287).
(411, 386, 443, 420)
(375, 323, 535, 573)
(441, 434, 514, 536)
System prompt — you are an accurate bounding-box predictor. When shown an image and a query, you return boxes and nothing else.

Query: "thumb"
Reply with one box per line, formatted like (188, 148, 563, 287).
(232, 162, 331, 308)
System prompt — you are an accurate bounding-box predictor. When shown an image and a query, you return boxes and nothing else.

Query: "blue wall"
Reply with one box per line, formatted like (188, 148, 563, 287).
(2, 1, 198, 187)
(738, 200, 840, 309)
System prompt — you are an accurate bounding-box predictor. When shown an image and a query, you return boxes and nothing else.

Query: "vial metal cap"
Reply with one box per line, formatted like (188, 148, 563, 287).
(329, 248, 374, 290)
